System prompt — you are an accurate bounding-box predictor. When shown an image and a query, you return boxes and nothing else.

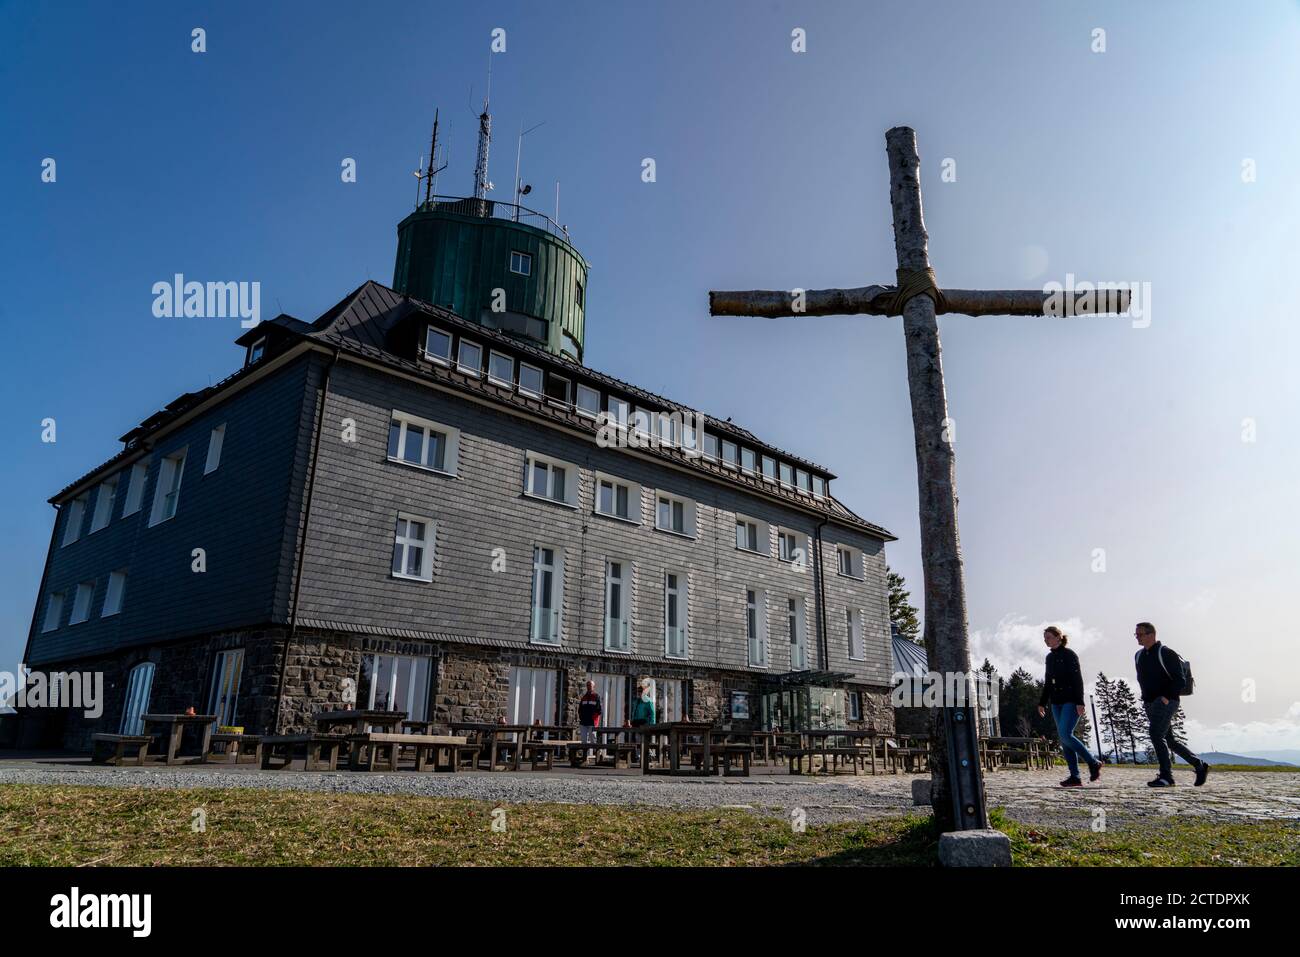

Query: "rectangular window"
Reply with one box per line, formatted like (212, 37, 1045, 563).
(655, 679, 686, 723)
(812, 475, 826, 498)
(42, 592, 64, 633)
(595, 475, 638, 522)
(702, 432, 719, 461)
(524, 452, 577, 507)
(608, 397, 630, 430)
(837, 546, 860, 578)
(778, 529, 804, 564)
(62, 495, 87, 546)
(102, 570, 127, 617)
(779, 462, 794, 487)
(387, 411, 458, 475)
(248, 337, 267, 364)
(846, 608, 864, 660)
(518, 362, 543, 397)
(788, 597, 808, 670)
(545, 373, 571, 405)
(424, 326, 452, 364)
(508, 666, 557, 724)
(359, 653, 432, 722)
(796, 469, 812, 493)
(721, 440, 738, 469)
(70, 581, 94, 625)
(204, 424, 226, 474)
(509, 250, 533, 276)
(208, 648, 245, 728)
(122, 461, 148, 517)
(740, 447, 756, 474)
(664, 571, 688, 659)
(391, 513, 434, 581)
(848, 690, 862, 721)
(632, 407, 653, 438)
(530, 546, 563, 645)
(89, 476, 118, 533)
(457, 339, 483, 375)
(735, 515, 768, 555)
(761, 455, 777, 481)
(590, 673, 627, 726)
(575, 280, 584, 308)
(576, 384, 601, 418)
(488, 351, 513, 385)
(655, 492, 694, 537)
(148, 448, 187, 526)
(604, 559, 630, 652)
(746, 589, 768, 667)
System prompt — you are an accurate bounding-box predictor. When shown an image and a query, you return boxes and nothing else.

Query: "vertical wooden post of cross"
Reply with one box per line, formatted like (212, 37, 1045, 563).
(886, 127, 987, 832)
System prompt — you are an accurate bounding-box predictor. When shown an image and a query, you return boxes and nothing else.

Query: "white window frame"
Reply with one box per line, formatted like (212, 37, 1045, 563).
(508, 666, 557, 725)
(89, 475, 118, 533)
(70, 581, 94, 625)
(632, 406, 654, 439)
(360, 653, 432, 722)
(654, 491, 695, 538)
(122, 461, 148, 517)
(456, 338, 483, 376)
(812, 475, 826, 498)
(796, 469, 812, 494)
(846, 607, 865, 660)
(740, 447, 756, 474)
(391, 512, 435, 582)
(62, 495, 87, 546)
(387, 410, 460, 477)
(837, 545, 861, 579)
(247, 336, 267, 364)
(545, 372, 572, 407)
(209, 648, 246, 729)
(604, 558, 632, 653)
(488, 350, 514, 386)
(788, 596, 809, 671)
(663, 569, 689, 660)
(423, 326, 453, 365)
(119, 662, 155, 735)
(594, 473, 640, 524)
(746, 588, 769, 668)
(734, 514, 770, 556)
(524, 451, 579, 508)
(529, 545, 564, 645)
(148, 448, 188, 527)
(42, 592, 64, 633)
(761, 455, 777, 482)
(509, 250, 533, 276)
(777, 527, 807, 565)
(702, 432, 719, 461)
(721, 440, 739, 469)
(518, 362, 544, 398)
(779, 462, 794, 487)
(607, 397, 630, 431)
(102, 570, 127, 618)
(576, 384, 601, 419)
(204, 424, 226, 475)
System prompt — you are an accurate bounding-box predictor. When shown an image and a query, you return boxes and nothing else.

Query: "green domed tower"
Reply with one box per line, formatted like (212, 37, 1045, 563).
(393, 110, 589, 363)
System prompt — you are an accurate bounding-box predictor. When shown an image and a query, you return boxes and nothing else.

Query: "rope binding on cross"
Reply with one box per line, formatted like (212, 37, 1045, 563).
(886, 267, 948, 316)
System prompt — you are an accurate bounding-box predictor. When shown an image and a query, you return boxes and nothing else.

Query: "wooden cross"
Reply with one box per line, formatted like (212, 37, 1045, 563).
(709, 127, 1130, 833)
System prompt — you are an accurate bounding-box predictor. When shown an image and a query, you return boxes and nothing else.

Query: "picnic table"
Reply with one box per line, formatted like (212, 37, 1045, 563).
(449, 722, 531, 770)
(141, 713, 218, 765)
(347, 733, 468, 772)
(313, 709, 407, 734)
(711, 729, 776, 765)
(981, 736, 1049, 771)
(790, 729, 889, 775)
(639, 722, 715, 776)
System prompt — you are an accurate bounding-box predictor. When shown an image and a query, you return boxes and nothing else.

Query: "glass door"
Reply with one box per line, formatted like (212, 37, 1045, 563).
(358, 654, 432, 722)
(207, 648, 244, 729)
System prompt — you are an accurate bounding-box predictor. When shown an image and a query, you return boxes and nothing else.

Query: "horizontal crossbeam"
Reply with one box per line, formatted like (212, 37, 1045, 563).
(708, 285, 1131, 319)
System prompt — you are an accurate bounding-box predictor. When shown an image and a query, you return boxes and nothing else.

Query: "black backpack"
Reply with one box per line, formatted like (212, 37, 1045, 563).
(1139, 645, 1195, 696)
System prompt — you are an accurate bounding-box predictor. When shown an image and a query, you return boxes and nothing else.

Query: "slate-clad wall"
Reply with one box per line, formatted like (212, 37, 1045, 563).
(26, 356, 313, 666)
(292, 359, 894, 684)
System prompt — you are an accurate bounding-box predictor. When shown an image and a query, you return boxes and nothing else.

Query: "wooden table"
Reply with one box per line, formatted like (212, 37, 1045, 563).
(314, 709, 407, 734)
(711, 730, 776, 765)
(141, 714, 218, 765)
(640, 722, 715, 776)
(797, 729, 890, 774)
(449, 723, 531, 770)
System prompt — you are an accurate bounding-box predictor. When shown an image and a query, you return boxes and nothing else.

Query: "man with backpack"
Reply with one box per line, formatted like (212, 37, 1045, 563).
(1134, 621, 1209, 788)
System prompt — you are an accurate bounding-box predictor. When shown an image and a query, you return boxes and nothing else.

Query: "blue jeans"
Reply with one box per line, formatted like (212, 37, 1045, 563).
(1051, 703, 1097, 778)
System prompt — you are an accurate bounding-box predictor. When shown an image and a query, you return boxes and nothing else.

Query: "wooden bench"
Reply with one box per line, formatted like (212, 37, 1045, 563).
(695, 744, 752, 777)
(348, 733, 468, 772)
(205, 732, 263, 765)
(260, 734, 344, 771)
(520, 739, 579, 771)
(91, 733, 151, 766)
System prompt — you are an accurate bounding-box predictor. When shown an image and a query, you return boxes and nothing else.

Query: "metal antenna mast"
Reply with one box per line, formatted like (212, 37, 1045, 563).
(472, 60, 493, 202)
(421, 108, 448, 208)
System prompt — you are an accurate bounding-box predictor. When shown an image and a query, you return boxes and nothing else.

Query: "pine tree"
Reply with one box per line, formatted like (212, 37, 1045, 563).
(886, 566, 921, 645)
(1093, 672, 1121, 763)
(1111, 680, 1146, 763)
(999, 668, 1040, 737)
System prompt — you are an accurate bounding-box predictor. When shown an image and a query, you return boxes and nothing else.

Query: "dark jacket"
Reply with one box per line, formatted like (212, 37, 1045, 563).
(1135, 641, 1186, 703)
(577, 691, 602, 727)
(1039, 645, 1085, 707)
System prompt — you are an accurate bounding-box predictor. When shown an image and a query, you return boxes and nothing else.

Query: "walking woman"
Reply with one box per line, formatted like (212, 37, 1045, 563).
(1036, 626, 1101, 787)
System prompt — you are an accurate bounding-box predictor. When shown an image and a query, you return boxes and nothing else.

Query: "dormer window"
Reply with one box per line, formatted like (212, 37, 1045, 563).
(457, 339, 483, 376)
(424, 327, 452, 365)
(510, 251, 532, 276)
(518, 362, 544, 397)
(247, 337, 267, 365)
(813, 475, 827, 498)
(545, 373, 571, 406)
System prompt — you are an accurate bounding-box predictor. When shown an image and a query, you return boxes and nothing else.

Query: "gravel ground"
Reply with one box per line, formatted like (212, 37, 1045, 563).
(1, 757, 1296, 829)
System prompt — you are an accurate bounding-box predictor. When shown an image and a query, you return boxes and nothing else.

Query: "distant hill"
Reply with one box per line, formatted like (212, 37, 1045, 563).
(1237, 749, 1300, 766)
(1195, 751, 1296, 767)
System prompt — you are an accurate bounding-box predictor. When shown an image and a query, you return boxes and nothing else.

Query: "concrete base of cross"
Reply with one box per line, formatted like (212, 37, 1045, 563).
(938, 829, 1012, 867)
(911, 778, 930, 806)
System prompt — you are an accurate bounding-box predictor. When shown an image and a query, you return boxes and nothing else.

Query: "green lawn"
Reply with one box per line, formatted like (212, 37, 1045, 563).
(0, 784, 1295, 866)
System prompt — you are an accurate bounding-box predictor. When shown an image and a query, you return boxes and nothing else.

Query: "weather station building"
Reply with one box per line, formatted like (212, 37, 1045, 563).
(20, 106, 900, 750)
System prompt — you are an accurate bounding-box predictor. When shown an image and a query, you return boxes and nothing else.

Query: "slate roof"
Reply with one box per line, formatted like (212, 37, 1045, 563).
(51, 281, 897, 541)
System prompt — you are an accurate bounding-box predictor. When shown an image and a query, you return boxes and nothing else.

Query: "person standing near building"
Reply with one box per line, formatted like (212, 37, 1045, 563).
(1134, 622, 1209, 788)
(1036, 626, 1101, 787)
(577, 680, 602, 745)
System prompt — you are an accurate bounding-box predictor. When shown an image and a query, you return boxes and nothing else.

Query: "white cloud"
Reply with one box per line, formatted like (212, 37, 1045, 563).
(1184, 711, 1300, 754)
(969, 614, 1106, 680)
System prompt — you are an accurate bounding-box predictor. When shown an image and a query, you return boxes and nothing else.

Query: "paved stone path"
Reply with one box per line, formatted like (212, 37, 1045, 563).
(1, 756, 1295, 828)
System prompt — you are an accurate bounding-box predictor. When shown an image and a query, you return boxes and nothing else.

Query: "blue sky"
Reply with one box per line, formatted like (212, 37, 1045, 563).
(3, 1, 1298, 752)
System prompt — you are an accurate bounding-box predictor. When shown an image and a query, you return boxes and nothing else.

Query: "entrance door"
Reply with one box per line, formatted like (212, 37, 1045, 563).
(508, 667, 557, 725)
(655, 679, 686, 722)
(207, 649, 244, 729)
(119, 662, 155, 735)
(590, 673, 627, 727)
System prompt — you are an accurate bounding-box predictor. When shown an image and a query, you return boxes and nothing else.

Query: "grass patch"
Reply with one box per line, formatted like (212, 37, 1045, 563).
(0, 784, 1294, 867)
